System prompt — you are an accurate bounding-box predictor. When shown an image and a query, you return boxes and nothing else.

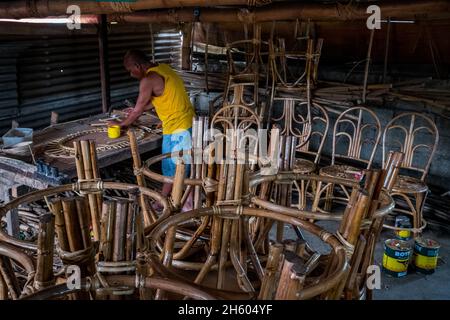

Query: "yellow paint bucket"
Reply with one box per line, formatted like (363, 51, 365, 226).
(108, 125, 121, 139)
(413, 238, 440, 274)
(395, 215, 411, 240)
(382, 239, 411, 278)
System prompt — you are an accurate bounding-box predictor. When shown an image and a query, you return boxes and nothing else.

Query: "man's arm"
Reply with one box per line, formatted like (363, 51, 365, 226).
(113, 77, 154, 127)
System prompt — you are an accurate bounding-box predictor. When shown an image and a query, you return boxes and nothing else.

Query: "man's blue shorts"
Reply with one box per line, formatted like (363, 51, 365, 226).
(161, 128, 192, 177)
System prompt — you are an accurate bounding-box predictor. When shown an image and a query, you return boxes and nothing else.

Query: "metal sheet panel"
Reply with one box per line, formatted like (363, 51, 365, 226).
(0, 24, 181, 135)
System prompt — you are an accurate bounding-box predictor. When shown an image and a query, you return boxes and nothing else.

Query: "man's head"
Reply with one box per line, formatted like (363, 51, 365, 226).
(124, 49, 151, 79)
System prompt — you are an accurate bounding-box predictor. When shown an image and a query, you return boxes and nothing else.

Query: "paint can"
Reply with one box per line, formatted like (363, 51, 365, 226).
(382, 239, 411, 278)
(413, 238, 440, 274)
(108, 125, 121, 139)
(395, 215, 412, 240)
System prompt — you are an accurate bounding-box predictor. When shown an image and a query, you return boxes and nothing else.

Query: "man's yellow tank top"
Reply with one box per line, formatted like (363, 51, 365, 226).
(146, 64, 195, 135)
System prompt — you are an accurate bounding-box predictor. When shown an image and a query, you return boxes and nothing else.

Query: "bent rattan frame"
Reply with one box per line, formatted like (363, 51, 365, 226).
(0, 181, 170, 252)
(148, 205, 349, 300)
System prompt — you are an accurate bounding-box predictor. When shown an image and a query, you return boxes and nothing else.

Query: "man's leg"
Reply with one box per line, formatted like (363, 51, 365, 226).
(154, 133, 175, 211)
(174, 128, 193, 212)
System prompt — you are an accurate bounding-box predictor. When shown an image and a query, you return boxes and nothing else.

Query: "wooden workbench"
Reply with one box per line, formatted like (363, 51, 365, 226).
(32, 111, 162, 179)
(0, 111, 161, 237)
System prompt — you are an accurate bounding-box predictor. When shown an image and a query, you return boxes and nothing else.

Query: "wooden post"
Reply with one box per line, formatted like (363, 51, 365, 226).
(98, 14, 111, 114)
(181, 23, 193, 70)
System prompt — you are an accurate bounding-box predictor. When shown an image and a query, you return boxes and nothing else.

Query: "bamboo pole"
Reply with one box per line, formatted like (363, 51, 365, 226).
(258, 243, 284, 300)
(275, 251, 305, 300)
(112, 200, 128, 262)
(75, 197, 92, 250)
(4, 1, 450, 21)
(217, 218, 231, 290)
(49, 198, 70, 251)
(0, 257, 19, 300)
(61, 198, 83, 252)
(383, 151, 405, 192)
(338, 189, 370, 246)
(127, 129, 155, 227)
(362, 28, 375, 104)
(100, 200, 116, 261)
(194, 217, 222, 285)
(0, 273, 6, 300)
(34, 213, 55, 289)
(73, 141, 85, 181)
(229, 219, 254, 292)
(171, 160, 186, 210)
(89, 141, 103, 218)
(193, 117, 203, 209)
(126, 195, 137, 261)
(382, 18, 391, 84)
(80, 140, 101, 241)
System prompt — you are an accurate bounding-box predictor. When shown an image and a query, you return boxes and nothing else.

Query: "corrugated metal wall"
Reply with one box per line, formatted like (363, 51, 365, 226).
(0, 45, 20, 132)
(0, 24, 181, 135)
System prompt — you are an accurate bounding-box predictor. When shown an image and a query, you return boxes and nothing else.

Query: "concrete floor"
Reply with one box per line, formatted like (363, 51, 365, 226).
(273, 221, 450, 300)
(373, 228, 450, 300)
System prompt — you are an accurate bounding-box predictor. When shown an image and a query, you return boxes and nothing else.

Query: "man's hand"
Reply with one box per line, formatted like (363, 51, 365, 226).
(123, 107, 134, 115)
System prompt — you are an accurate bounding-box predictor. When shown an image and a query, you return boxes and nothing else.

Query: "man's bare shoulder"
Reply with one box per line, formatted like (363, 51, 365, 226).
(141, 71, 165, 96)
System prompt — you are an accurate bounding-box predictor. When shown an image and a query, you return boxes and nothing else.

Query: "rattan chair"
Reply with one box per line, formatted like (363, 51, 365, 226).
(313, 106, 381, 213)
(224, 24, 270, 118)
(381, 112, 439, 237)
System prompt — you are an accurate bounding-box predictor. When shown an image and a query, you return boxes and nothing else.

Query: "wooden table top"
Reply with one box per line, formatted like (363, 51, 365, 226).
(31, 111, 162, 180)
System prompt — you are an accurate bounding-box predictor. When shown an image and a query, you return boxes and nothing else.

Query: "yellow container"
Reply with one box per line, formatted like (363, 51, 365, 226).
(382, 239, 411, 278)
(108, 125, 121, 139)
(413, 238, 440, 274)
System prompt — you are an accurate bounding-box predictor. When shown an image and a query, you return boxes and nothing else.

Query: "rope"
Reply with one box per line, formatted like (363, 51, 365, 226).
(109, 2, 133, 13)
(211, 206, 223, 216)
(248, 0, 272, 6)
(215, 199, 242, 206)
(133, 166, 145, 176)
(97, 261, 136, 273)
(237, 9, 255, 24)
(335, 231, 355, 257)
(202, 177, 218, 193)
(58, 244, 96, 266)
(72, 179, 104, 195)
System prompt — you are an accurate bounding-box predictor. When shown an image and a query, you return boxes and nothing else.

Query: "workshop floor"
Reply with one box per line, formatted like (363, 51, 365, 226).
(275, 221, 450, 300)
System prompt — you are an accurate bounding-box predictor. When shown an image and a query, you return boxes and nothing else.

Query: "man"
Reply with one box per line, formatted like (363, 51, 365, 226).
(110, 49, 195, 209)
